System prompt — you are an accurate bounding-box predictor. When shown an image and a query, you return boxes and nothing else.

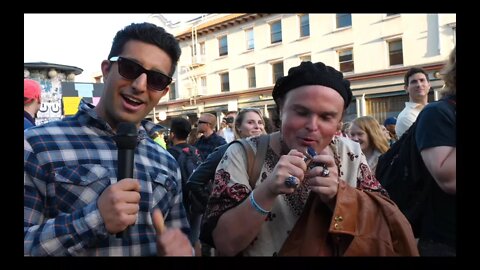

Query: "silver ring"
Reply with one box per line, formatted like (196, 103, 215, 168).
(284, 175, 299, 188)
(321, 167, 330, 177)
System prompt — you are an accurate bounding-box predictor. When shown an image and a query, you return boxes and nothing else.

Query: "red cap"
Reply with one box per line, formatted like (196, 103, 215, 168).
(24, 79, 42, 104)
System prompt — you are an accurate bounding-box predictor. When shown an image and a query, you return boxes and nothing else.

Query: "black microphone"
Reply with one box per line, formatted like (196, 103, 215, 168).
(113, 122, 138, 238)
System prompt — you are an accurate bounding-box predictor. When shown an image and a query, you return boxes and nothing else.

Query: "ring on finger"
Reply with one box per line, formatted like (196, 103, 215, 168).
(284, 175, 299, 189)
(320, 166, 330, 177)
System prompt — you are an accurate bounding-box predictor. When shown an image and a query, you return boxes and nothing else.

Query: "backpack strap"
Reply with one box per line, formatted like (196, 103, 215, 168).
(237, 139, 255, 184)
(168, 145, 182, 157)
(236, 134, 270, 189)
(251, 135, 269, 189)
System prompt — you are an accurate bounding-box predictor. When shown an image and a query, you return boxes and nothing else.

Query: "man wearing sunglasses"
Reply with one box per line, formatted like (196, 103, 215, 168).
(195, 113, 227, 160)
(24, 23, 192, 256)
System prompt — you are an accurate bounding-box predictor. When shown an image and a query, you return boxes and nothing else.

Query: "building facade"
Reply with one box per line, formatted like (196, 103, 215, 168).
(149, 13, 456, 127)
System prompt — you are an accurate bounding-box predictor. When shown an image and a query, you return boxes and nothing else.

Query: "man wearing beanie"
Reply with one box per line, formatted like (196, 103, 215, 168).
(24, 79, 42, 130)
(201, 61, 418, 256)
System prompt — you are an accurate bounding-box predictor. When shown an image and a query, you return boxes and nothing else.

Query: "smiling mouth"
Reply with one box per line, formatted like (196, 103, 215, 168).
(123, 95, 143, 106)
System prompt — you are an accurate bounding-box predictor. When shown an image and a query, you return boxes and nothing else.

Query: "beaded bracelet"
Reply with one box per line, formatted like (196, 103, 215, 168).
(249, 190, 270, 216)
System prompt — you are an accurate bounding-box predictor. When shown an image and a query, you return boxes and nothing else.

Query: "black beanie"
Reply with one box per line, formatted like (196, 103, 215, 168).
(272, 61, 352, 109)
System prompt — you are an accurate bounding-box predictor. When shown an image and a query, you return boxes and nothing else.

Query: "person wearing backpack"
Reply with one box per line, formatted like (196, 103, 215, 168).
(167, 118, 203, 239)
(201, 61, 418, 256)
(414, 47, 456, 256)
(187, 108, 266, 256)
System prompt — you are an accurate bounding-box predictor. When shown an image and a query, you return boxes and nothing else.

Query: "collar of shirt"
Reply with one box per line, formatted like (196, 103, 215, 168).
(78, 99, 160, 141)
(405, 101, 426, 110)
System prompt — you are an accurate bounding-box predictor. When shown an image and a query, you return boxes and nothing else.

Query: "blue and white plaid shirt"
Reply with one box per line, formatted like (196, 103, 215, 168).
(24, 101, 190, 256)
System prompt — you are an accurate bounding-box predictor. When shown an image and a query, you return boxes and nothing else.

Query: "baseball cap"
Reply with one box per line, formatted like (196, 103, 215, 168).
(24, 79, 42, 104)
(384, 117, 397, 126)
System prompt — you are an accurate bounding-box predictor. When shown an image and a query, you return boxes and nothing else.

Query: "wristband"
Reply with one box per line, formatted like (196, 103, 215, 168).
(249, 190, 270, 216)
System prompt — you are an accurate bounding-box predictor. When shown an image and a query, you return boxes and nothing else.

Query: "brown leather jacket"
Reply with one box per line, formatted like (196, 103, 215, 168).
(279, 180, 419, 256)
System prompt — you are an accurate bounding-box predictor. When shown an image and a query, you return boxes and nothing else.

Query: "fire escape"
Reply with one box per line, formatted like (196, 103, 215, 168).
(185, 23, 205, 106)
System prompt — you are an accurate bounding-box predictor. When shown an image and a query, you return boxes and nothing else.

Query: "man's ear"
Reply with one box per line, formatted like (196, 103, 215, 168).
(158, 86, 170, 99)
(101, 60, 111, 80)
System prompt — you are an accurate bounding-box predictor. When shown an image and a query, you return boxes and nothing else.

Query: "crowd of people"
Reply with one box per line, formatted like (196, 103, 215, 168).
(24, 22, 456, 257)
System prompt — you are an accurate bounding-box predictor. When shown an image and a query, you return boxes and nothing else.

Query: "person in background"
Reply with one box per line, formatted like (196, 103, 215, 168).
(232, 108, 265, 139)
(216, 118, 228, 139)
(383, 116, 398, 145)
(380, 124, 393, 146)
(194, 113, 227, 160)
(188, 107, 266, 256)
(201, 61, 417, 256)
(350, 116, 390, 173)
(340, 121, 352, 138)
(24, 79, 42, 130)
(414, 46, 456, 256)
(24, 22, 192, 256)
(222, 111, 237, 143)
(187, 126, 202, 145)
(396, 68, 431, 138)
(151, 129, 168, 149)
(262, 116, 275, 134)
(167, 117, 202, 244)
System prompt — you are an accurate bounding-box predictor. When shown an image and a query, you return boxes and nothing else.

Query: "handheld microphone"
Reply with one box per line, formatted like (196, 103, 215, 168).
(113, 122, 138, 238)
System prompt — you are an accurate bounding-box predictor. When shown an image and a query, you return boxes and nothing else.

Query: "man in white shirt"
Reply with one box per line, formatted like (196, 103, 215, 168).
(223, 111, 237, 143)
(395, 67, 431, 138)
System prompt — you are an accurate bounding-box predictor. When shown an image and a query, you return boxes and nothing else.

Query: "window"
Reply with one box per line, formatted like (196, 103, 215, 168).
(218, 35, 228, 56)
(336, 13, 352, 28)
(220, 72, 229, 92)
(299, 54, 311, 62)
(388, 39, 403, 66)
(247, 67, 256, 88)
(338, 48, 354, 73)
(199, 41, 205, 55)
(299, 14, 310, 37)
(199, 76, 207, 95)
(245, 28, 254, 50)
(272, 61, 284, 84)
(169, 82, 176, 100)
(190, 45, 195, 57)
(270, 20, 282, 44)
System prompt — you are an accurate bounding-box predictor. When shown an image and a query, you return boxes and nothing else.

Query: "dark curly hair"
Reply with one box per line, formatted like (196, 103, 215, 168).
(107, 22, 181, 76)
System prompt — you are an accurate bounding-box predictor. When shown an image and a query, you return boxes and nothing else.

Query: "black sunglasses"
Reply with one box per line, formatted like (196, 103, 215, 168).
(109, 56, 172, 91)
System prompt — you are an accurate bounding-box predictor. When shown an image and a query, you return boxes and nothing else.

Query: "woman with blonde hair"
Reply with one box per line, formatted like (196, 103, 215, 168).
(186, 107, 265, 255)
(349, 116, 390, 175)
(233, 108, 266, 139)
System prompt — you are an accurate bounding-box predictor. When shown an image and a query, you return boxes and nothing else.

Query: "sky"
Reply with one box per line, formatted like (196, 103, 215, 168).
(24, 13, 206, 82)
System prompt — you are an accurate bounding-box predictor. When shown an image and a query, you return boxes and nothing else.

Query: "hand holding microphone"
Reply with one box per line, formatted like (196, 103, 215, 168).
(97, 178, 141, 235)
(98, 122, 140, 237)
